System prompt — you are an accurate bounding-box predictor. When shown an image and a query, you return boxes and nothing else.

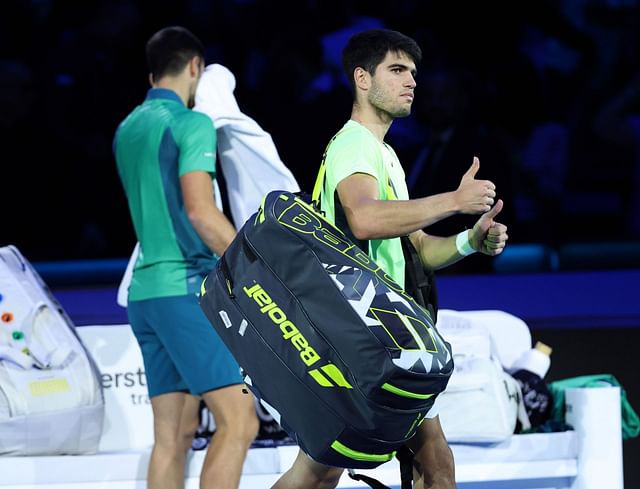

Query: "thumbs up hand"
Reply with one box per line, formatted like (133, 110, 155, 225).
(455, 157, 497, 214)
(469, 199, 509, 256)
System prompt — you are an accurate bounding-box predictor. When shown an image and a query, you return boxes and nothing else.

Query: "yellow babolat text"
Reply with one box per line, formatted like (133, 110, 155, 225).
(242, 281, 353, 389)
(243, 282, 320, 366)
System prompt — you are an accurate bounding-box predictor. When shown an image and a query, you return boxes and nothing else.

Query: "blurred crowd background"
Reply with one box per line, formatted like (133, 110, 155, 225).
(2, 0, 640, 272)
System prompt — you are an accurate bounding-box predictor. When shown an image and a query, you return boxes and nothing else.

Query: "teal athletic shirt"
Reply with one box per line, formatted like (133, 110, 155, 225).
(114, 88, 218, 301)
(320, 120, 410, 287)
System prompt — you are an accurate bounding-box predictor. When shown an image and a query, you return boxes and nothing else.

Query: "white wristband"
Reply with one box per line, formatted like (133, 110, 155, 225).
(455, 229, 476, 256)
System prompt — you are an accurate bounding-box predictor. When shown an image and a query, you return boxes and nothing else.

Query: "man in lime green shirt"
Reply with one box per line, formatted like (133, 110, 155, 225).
(275, 28, 509, 489)
(113, 26, 257, 489)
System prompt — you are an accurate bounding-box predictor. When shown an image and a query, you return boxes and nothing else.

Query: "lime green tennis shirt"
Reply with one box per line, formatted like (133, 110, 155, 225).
(320, 120, 409, 287)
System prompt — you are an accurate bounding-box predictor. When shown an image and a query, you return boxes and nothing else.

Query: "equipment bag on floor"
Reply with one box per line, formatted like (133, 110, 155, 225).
(433, 310, 529, 441)
(199, 190, 453, 470)
(0, 245, 104, 455)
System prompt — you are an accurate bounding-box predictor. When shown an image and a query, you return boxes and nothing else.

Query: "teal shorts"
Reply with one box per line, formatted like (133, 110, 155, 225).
(127, 294, 243, 397)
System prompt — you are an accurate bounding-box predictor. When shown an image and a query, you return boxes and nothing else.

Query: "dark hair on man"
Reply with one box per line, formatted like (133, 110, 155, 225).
(342, 28, 422, 92)
(146, 26, 205, 81)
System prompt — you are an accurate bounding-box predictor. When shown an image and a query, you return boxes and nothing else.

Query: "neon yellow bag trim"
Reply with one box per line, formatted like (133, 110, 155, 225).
(330, 440, 396, 463)
(382, 382, 435, 400)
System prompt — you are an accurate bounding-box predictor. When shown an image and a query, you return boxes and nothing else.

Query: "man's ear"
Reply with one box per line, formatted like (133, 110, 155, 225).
(354, 67, 370, 91)
(189, 56, 202, 77)
(148, 73, 154, 87)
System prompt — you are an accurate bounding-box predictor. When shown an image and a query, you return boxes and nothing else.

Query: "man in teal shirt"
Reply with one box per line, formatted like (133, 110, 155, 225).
(113, 26, 257, 489)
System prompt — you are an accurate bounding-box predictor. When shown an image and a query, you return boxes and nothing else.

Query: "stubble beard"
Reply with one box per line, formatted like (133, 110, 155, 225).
(369, 85, 411, 120)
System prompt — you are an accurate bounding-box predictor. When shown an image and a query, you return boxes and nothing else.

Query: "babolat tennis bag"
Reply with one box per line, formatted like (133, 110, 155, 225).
(199, 190, 453, 470)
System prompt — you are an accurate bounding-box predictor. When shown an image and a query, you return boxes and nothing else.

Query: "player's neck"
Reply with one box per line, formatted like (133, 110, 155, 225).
(350, 109, 392, 143)
(152, 77, 191, 107)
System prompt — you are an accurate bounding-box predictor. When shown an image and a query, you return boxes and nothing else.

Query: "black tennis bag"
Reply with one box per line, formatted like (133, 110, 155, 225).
(199, 190, 453, 470)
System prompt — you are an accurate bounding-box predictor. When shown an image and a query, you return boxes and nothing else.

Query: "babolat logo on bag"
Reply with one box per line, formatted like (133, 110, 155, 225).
(199, 190, 453, 470)
(242, 281, 353, 388)
(243, 282, 321, 368)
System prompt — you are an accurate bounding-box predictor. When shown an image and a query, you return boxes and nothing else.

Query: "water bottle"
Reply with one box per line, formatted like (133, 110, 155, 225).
(513, 341, 552, 379)
(511, 341, 553, 428)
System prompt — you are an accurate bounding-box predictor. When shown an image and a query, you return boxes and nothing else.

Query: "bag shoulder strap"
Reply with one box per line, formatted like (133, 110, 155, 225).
(401, 236, 439, 321)
(311, 127, 356, 211)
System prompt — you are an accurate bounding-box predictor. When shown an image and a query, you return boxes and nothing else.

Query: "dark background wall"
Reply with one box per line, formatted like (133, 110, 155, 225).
(1, 0, 640, 261)
(1, 0, 638, 485)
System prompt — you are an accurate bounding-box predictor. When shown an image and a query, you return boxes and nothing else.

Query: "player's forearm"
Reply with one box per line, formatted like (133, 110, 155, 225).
(346, 192, 461, 240)
(188, 207, 236, 257)
(412, 232, 467, 271)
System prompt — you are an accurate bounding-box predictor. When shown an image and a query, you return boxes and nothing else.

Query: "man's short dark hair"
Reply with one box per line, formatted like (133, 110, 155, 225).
(146, 26, 205, 81)
(342, 29, 422, 91)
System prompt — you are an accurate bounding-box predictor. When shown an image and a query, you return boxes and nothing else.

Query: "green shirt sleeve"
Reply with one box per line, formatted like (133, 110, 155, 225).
(326, 129, 384, 191)
(176, 111, 217, 177)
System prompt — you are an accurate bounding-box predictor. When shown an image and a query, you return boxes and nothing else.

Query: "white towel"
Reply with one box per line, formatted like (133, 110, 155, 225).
(195, 63, 300, 227)
(117, 64, 300, 307)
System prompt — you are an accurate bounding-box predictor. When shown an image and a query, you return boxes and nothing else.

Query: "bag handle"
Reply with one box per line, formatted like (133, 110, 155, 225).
(347, 447, 414, 489)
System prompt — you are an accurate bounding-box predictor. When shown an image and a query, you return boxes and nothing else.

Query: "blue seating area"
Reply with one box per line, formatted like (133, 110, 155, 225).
(493, 241, 640, 274)
(35, 242, 640, 329)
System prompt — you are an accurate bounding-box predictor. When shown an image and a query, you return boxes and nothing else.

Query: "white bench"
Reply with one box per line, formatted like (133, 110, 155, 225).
(0, 324, 623, 489)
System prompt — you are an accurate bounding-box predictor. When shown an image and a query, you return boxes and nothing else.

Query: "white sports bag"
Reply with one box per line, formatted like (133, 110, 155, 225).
(433, 309, 529, 442)
(0, 245, 104, 455)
